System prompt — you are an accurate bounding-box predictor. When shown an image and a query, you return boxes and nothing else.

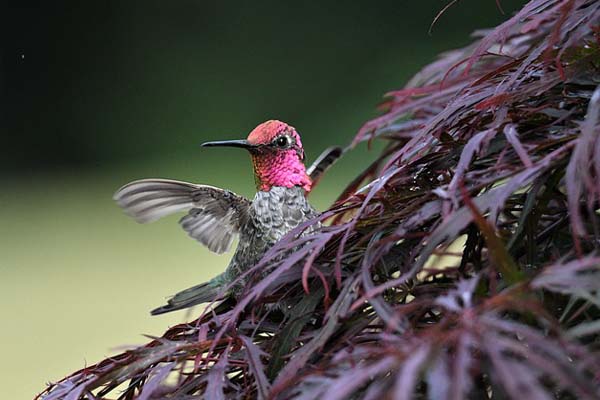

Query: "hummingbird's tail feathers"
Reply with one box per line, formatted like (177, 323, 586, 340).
(113, 179, 198, 223)
(150, 279, 224, 315)
(306, 146, 344, 189)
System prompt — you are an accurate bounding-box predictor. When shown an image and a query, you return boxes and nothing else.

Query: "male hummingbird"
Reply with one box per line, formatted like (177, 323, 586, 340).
(114, 120, 341, 314)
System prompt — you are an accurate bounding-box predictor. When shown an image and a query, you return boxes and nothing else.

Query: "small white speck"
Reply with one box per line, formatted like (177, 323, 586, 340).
(20, 54, 25, 59)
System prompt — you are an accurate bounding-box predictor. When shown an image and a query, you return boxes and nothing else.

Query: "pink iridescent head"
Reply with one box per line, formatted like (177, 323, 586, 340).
(202, 120, 311, 192)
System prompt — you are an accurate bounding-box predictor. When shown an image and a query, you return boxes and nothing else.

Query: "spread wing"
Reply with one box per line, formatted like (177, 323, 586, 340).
(306, 146, 343, 188)
(113, 179, 250, 254)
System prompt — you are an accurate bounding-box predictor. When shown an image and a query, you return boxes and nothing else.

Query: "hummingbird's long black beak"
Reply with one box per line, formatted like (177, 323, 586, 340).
(201, 139, 255, 149)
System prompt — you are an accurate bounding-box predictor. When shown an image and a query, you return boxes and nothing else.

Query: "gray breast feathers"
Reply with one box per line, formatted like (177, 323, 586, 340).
(250, 186, 318, 243)
(113, 179, 250, 254)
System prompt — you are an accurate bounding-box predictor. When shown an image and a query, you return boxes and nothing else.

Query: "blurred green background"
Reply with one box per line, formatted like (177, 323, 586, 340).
(2, 1, 525, 398)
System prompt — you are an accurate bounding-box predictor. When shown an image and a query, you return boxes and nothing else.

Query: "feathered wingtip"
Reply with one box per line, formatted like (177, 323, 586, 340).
(112, 178, 197, 223)
(306, 146, 344, 189)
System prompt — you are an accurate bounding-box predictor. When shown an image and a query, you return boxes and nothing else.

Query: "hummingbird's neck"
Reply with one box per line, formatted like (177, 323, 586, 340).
(252, 152, 311, 192)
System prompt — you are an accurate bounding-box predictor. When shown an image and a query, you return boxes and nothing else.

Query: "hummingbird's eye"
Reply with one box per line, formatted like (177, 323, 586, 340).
(274, 135, 292, 148)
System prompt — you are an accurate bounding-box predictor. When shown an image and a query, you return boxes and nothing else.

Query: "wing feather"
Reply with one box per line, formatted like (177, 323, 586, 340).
(114, 178, 250, 253)
(306, 146, 343, 189)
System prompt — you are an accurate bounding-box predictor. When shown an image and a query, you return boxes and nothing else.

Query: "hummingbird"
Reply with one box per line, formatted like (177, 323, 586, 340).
(114, 120, 341, 315)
